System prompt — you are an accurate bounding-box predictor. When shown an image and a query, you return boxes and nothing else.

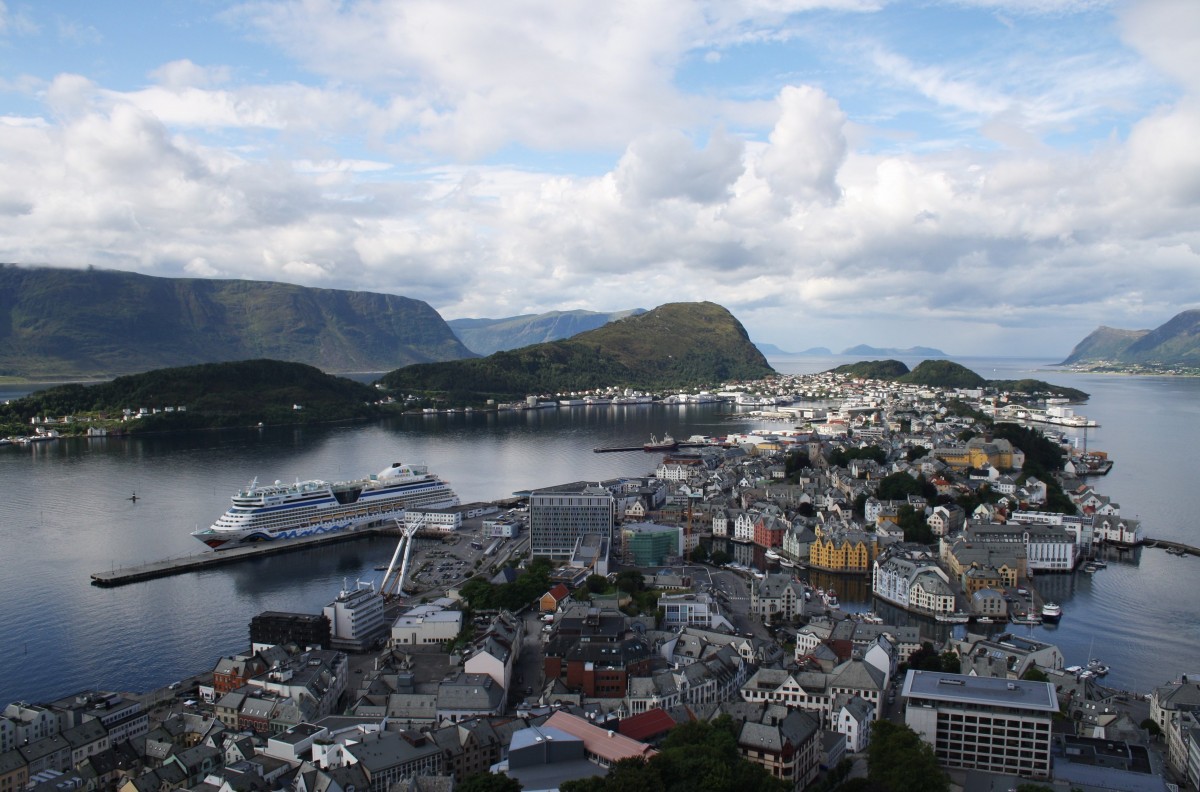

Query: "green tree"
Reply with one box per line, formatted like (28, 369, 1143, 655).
(458, 771, 524, 792)
(1022, 666, 1049, 683)
(710, 549, 732, 566)
(867, 721, 949, 792)
(878, 472, 922, 501)
(615, 569, 646, 594)
(586, 574, 609, 594)
(906, 445, 928, 461)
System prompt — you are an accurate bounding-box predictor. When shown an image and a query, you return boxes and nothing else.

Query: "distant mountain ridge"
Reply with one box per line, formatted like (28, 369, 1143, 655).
(382, 302, 774, 399)
(447, 308, 646, 355)
(841, 344, 945, 356)
(1061, 309, 1200, 367)
(0, 265, 474, 378)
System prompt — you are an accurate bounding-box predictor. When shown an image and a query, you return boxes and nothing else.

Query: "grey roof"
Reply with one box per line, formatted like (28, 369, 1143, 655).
(437, 674, 504, 712)
(903, 670, 1057, 712)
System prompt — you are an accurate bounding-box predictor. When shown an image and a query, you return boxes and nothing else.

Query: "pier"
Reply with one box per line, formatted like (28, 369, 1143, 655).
(90, 526, 396, 587)
(1142, 538, 1200, 557)
(593, 442, 712, 453)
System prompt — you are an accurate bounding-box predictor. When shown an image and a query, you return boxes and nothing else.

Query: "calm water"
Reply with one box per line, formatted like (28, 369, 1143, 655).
(1, 357, 1197, 702)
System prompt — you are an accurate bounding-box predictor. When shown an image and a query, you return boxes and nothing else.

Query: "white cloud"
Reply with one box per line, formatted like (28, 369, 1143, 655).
(615, 129, 745, 205)
(0, 0, 1197, 356)
(759, 85, 847, 204)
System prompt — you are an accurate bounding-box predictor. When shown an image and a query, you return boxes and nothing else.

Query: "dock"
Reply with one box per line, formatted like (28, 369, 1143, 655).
(593, 442, 712, 453)
(1143, 538, 1199, 557)
(90, 526, 396, 587)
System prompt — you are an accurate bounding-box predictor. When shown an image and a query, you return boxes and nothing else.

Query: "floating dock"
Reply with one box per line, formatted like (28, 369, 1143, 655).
(90, 526, 395, 587)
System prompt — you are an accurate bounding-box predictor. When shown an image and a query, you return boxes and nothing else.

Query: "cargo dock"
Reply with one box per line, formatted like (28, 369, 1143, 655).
(90, 526, 396, 588)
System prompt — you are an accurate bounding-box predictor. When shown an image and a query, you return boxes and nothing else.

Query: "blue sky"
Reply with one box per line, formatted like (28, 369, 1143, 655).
(0, 0, 1197, 356)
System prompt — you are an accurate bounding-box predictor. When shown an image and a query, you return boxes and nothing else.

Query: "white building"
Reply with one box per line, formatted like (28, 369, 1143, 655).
(903, 670, 1057, 779)
(323, 583, 388, 649)
(390, 603, 463, 646)
(660, 592, 733, 631)
(873, 551, 956, 615)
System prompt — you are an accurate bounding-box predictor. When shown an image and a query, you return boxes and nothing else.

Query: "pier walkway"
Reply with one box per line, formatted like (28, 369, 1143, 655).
(90, 526, 397, 587)
(1142, 538, 1200, 557)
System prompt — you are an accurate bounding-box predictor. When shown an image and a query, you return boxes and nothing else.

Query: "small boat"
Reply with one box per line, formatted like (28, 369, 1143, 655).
(778, 557, 796, 569)
(764, 549, 781, 562)
(1011, 613, 1043, 625)
(1087, 659, 1109, 676)
(935, 612, 970, 624)
(1041, 602, 1062, 623)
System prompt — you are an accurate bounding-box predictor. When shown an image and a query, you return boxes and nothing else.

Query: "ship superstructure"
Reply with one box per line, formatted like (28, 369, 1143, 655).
(192, 462, 459, 550)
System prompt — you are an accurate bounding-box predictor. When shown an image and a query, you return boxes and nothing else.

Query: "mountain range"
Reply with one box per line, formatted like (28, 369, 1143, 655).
(1061, 309, 1200, 367)
(0, 265, 473, 378)
(841, 344, 946, 356)
(447, 309, 646, 356)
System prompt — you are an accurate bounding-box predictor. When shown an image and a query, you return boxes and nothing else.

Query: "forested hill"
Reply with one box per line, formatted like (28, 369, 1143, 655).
(0, 359, 380, 433)
(0, 265, 474, 379)
(447, 308, 646, 355)
(381, 301, 774, 399)
(830, 359, 1087, 400)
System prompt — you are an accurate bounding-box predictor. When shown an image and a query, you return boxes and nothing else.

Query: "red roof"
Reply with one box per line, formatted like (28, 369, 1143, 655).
(546, 583, 570, 601)
(618, 708, 678, 742)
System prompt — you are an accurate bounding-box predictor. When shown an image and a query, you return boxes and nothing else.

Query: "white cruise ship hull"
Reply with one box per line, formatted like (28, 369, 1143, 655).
(191, 462, 459, 550)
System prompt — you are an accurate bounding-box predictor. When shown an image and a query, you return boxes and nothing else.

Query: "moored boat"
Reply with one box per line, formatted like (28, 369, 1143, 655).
(1041, 602, 1063, 623)
(643, 433, 679, 452)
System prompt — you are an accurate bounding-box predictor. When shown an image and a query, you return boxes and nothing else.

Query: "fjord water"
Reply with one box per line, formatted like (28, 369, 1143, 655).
(1, 357, 1197, 703)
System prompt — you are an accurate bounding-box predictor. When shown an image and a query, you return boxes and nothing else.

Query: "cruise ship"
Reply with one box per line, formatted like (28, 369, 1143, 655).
(192, 462, 459, 550)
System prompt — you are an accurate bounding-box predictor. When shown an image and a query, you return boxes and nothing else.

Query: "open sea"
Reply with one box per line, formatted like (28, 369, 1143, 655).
(1, 355, 1198, 703)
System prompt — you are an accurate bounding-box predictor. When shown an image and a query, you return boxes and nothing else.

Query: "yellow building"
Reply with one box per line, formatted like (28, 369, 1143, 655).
(933, 437, 1018, 470)
(808, 524, 879, 574)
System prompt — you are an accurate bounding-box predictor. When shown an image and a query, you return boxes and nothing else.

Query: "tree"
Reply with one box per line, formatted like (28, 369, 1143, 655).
(458, 771, 524, 792)
(906, 445, 928, 461)
(1022, 666, 1049, 683)
(710, 549, 732, 566)
(690, 543, 710, 563)
(897, 504, 932, 544)
(615, 569, 646, 594)
(878, 472, 922, 500)
(586, 574, 609, 594)
(867, 721, 949, 792)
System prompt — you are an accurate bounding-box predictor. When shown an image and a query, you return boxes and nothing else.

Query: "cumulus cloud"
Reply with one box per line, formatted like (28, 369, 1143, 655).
(759, 86, 847, 205)
(615, 129, 745, 205)
(0, 0, 1196, 356)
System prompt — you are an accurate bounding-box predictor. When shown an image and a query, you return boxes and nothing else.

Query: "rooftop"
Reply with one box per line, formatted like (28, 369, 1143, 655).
(903, 670, 1058, 712)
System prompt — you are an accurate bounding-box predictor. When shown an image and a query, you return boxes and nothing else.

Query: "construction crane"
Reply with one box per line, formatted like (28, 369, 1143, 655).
(380, 513, 425, 599)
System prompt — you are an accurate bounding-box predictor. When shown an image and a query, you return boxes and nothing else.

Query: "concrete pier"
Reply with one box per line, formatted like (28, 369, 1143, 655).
(90, 526, 395, 587)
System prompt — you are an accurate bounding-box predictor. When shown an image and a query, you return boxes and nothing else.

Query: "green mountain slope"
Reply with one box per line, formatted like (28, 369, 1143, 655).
(828, 358, 1087, 399)
(381, 301, 774, 399)
(0, 359, 381, 432)
(898, 360, 987, 388)
(0, 265, 475, 378)
(447, 308, 646, 355)
(1059, 325, 1148, 365)
(1119, 309, 1200, 365)
(830, 360, 911, 378)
